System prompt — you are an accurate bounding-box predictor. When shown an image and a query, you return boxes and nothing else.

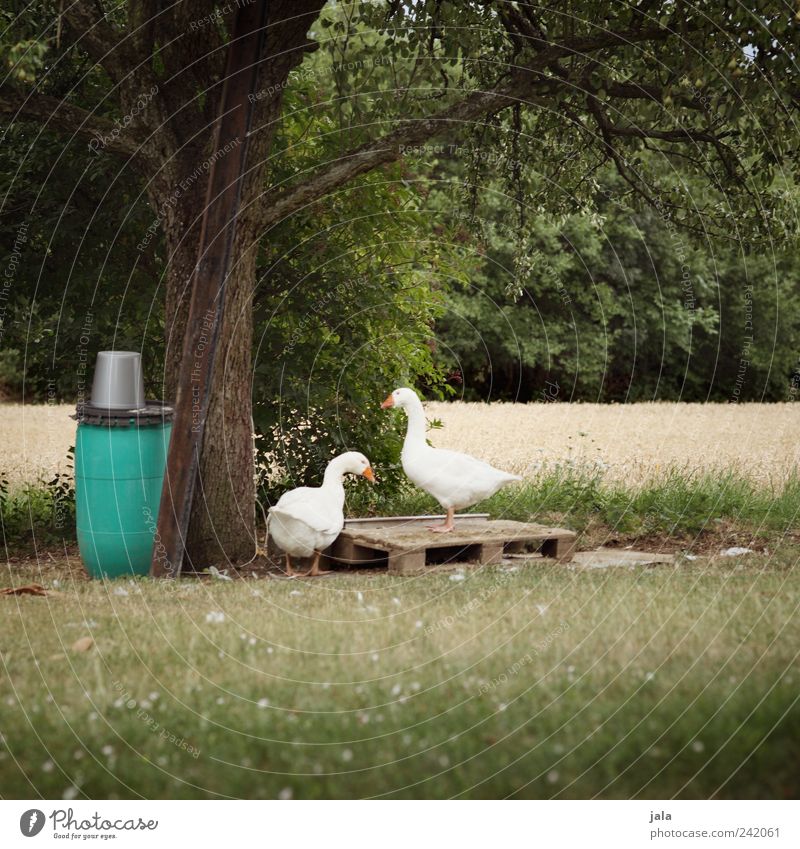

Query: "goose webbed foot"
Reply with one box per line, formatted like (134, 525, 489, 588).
(428, 507, 456, 533)
(284, 553, 298, 577)
(307, 551, 331, 577)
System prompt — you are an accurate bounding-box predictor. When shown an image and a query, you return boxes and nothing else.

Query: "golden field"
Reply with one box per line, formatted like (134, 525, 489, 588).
(426, 401, 799, 484)
(2, 403, 79, 486)
(2, 401, 798, 488)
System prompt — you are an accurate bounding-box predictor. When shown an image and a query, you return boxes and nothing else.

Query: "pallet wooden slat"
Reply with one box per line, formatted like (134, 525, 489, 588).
(326, 517, 576, 574)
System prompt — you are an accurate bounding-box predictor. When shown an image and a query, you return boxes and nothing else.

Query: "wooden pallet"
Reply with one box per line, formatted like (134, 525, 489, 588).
(325, 514, 575, 575)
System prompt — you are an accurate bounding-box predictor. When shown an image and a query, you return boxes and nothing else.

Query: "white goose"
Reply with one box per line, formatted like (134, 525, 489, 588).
(382, 387, 521, 532)
(268, 451, 375, 576)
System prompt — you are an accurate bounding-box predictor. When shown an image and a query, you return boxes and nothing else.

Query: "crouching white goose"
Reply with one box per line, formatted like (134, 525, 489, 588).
(381, 388, 520, 533)
(268, 451, 375, 576)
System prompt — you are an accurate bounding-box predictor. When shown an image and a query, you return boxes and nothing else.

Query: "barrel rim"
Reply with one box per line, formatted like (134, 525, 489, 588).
(73, 399, 174, 426)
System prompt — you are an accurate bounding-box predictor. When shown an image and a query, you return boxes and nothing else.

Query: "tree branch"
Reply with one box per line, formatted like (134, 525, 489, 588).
(601, 122, 734, 144)
(62, 0, 134, 84)
(129, 0, 159, 62)
(584, 93, 659, 207)
(534, 22, 698, 65)
(0, 85, 145, 159)
(261, 79, 549, 229)
(600, 81, 704, 112)
(260, 19, 706, 228)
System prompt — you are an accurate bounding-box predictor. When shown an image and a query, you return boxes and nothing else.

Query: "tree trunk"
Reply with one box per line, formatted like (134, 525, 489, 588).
(154, 140, 264, 568)
(182, 199, 261, 567)
(159, 172, 205, 396)
(156, 1, 325, 568)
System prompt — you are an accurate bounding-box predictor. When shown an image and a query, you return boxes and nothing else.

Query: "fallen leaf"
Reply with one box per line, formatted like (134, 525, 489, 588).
(71, 637, 94, 653)
(0, 584, 49, 596)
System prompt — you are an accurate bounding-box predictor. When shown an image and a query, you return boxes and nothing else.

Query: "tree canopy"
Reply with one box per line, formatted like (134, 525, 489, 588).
(1, 1, 798, 561)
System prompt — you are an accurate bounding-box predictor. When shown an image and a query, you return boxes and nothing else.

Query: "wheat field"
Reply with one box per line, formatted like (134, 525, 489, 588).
(1, 401, 798, 487)
(425, 401, 800, 485)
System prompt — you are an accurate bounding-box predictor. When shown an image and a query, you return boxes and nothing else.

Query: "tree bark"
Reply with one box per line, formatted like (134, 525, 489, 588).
(182, 201, 260, 566)
(148, 144, 259, 566)
(164, 1, 324, 568)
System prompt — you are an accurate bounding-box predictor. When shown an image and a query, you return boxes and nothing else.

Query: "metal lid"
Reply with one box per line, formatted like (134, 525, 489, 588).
(73, 399, 174, 427)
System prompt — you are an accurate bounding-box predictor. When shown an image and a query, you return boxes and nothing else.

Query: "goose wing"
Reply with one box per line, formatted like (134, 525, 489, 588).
(403, 445, 520, 508)
(269, 487, 343, 536)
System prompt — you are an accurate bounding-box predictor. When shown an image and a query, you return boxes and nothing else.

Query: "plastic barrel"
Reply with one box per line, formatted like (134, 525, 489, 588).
(74, 404, 172, 579)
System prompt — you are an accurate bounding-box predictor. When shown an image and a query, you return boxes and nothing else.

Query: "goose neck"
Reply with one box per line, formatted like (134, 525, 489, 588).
(402, 397, 427, 444)
(322, 459, 347, 488)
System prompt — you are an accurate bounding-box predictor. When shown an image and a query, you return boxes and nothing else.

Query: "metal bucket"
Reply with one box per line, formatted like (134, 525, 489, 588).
(90, 351, 145, 410)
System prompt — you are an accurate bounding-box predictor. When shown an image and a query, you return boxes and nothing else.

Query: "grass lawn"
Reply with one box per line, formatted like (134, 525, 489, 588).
(1, 548, 798, 799)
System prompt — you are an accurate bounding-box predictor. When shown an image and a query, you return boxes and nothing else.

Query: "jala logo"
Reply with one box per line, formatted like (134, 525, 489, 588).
(19, 809, 46, 837)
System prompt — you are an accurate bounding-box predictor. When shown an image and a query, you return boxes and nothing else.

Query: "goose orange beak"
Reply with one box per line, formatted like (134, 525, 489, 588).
(363, 466, 376, 482)
(381, 394, 394, 409)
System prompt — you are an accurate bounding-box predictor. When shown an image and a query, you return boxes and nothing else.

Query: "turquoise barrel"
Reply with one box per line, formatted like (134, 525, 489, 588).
(75, 404, 172, 579)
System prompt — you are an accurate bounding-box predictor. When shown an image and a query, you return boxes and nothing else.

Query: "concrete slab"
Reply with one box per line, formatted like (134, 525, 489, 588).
(571, 548, 675, 570)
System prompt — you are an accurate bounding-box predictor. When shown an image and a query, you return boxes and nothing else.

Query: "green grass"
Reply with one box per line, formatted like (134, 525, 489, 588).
(1, 475, 75, 548)
(5, 465, 800, 552)
(350, 465, 800, 539)
(1, 552, 799, 799)
(3, 465, 799, 798)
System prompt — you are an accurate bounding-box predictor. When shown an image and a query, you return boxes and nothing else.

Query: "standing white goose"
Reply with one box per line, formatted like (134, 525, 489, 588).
(381, 387, 521, 532)
(268, 451, 375, 576)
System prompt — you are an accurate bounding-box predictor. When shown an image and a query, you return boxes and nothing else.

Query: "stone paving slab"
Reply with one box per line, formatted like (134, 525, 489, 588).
(571, 548, 675, 570)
